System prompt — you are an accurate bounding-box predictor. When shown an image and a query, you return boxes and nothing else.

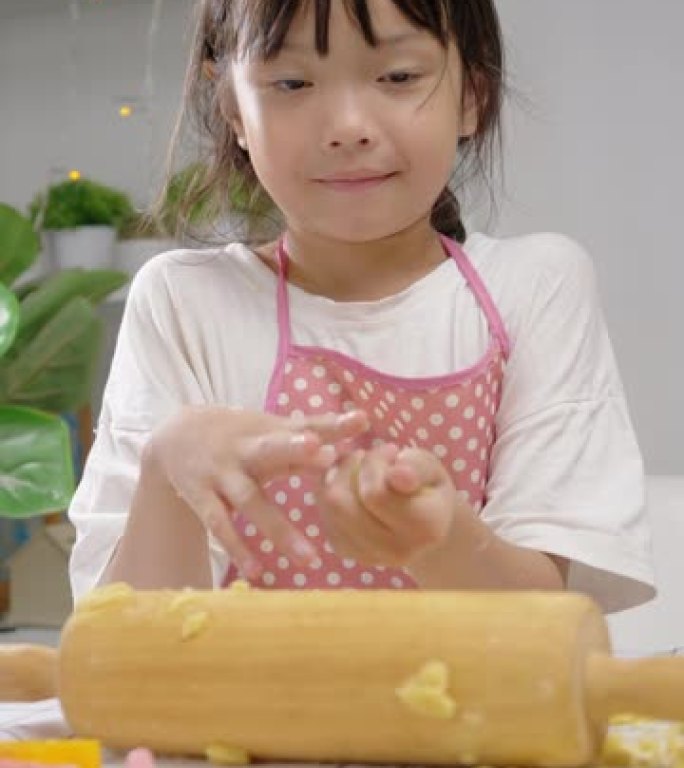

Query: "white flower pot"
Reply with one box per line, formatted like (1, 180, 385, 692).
(46, 226, 116, 271)
(114, 238, 176, 278)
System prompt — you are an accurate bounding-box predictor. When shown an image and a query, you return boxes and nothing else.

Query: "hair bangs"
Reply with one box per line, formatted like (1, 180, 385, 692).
(230, 0, 453, 61)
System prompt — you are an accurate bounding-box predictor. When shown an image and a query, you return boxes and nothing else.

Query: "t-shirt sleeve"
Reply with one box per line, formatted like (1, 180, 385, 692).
(480, 234, 656, 613)
(67, 256, 225, 603)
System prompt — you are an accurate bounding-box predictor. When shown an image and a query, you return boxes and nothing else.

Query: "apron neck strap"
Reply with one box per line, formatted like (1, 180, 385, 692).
(274, 238, 293, 366)
(439, 235, 511, 359)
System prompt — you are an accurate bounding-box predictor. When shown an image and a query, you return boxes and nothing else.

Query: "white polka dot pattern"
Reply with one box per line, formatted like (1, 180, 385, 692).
(222, 344, 506, 590)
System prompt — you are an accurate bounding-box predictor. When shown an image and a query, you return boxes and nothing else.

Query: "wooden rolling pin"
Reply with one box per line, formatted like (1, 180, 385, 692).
(3, 584, 684, 767)
(0, 643, 57, 702)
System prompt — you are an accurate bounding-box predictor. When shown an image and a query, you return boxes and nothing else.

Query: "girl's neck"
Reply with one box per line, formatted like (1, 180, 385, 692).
(257, 220, 449, 302)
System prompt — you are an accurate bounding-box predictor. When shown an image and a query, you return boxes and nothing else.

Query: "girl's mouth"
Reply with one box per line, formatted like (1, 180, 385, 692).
(316, 172, 397, 192)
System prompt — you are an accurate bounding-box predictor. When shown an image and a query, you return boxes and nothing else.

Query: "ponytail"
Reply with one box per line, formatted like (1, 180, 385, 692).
(430, 187, 466, 243)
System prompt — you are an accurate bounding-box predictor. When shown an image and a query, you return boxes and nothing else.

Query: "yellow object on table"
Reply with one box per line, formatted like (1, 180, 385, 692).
(0, 740, 100, 768)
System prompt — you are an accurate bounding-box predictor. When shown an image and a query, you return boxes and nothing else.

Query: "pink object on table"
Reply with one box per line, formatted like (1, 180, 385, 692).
(124, 749, 156, 768)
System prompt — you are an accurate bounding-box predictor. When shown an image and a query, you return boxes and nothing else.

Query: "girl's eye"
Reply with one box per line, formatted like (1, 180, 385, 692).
(381, 71, 421, 85)
(273, 79, 310, 92)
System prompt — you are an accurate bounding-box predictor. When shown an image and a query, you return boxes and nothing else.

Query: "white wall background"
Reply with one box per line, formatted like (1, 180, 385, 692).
(0, 0, 682, 473)
(493, 1, 683, 476)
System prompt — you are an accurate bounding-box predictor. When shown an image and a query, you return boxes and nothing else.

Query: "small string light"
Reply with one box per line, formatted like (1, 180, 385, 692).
(53, 1, 166, 194)
(114, 96, 145, 119)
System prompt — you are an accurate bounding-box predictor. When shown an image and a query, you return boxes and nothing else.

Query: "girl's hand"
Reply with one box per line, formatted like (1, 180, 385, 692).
(318, 443, 465, 568)
(145, 406, 369, 579)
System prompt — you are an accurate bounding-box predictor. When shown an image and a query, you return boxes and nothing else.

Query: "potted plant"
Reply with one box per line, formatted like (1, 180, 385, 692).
(114, 208, 176, 282)
(115, 162, 281, 287)
(113, 163, 216, 282)
(0, 202, 127, 519)
(29, 178, 135, 272)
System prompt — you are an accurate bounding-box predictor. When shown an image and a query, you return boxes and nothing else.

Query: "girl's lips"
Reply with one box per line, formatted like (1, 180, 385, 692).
(316, 173, 397, 192)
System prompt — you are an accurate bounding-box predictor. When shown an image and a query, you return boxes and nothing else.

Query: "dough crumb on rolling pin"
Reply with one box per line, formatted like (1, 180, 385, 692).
(167, 589, 197, 613)
(205, 744, 251, 765)
(76, 583, 134, 612)
(395, 660, 456, 719)
(180, 611, 209, 641)
(600, 718, 684, 767)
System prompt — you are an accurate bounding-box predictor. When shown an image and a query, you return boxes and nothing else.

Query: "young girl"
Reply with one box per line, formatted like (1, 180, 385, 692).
(68, 0, 655, 613)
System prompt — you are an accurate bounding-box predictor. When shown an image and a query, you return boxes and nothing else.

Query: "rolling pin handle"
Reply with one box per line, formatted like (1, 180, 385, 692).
(586, 652, 684, 725)
(0, 644, 58, 702)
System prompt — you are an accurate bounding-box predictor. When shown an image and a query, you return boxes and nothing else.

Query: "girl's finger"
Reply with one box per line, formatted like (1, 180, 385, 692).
(354, 443, 401, 515)
(385, 447, 444, 496)
(352, 446, 448, 539)
(243, 429, 336, 480)
(352, 445, 426, 534)
(320, 451, 395, 560)
(384, 462, 423, 495)
(242, 411, 370, 481)
(330, 449, 369, 514)
(217, 471, 318, 567)
(184, 487, 262, 580)
(292, 409, 370, 443)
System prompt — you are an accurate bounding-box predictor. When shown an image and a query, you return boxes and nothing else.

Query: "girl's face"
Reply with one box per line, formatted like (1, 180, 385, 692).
(227, 0, 477, 243)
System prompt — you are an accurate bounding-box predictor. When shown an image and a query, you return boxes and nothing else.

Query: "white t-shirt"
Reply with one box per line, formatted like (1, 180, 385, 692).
(68, 231, 656, 612)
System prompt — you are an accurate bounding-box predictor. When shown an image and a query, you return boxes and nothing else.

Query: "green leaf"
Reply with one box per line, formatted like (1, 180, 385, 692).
(12, 279, 42, 302)
(0, 297, 102, 412)
(0, 405, 74, 518)
(0, 283, 19, 359)
(13, 268, 127, 351)
(0, 203, 40, 286)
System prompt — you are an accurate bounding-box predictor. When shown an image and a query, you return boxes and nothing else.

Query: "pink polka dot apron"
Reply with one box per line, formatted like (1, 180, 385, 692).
(222, 234, 510, 590)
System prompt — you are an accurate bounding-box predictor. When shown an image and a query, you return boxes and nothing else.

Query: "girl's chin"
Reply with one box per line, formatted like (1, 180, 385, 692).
(291, 216, 423, 244)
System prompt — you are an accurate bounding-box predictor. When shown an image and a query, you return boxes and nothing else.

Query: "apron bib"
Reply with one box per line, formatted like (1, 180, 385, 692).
(223, 234, 510, 589)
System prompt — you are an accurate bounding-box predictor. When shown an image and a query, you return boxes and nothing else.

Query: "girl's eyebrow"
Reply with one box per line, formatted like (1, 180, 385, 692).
(280, 31, 427, 52)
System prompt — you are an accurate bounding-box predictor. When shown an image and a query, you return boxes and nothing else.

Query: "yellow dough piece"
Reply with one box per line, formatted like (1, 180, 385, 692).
(204, 744, 251, 765)
(396, 660, 457, 719)
(180, 611, 210, 641)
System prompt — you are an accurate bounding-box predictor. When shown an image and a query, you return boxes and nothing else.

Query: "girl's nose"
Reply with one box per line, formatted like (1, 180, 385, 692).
(328, 136, 371, 149)
(322, 93, 378, 151)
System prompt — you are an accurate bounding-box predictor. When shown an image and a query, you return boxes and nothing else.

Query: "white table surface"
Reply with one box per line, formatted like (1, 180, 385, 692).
(1, 699, 683, 768)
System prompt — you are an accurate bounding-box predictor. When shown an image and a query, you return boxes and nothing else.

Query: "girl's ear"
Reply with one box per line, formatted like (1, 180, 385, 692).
(234, 130, 248, 151)
(214, 72, 248, 148)
(202, 59, 217, 81)
(229, 111, 248, 150)
(460, 74, 481, 138)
